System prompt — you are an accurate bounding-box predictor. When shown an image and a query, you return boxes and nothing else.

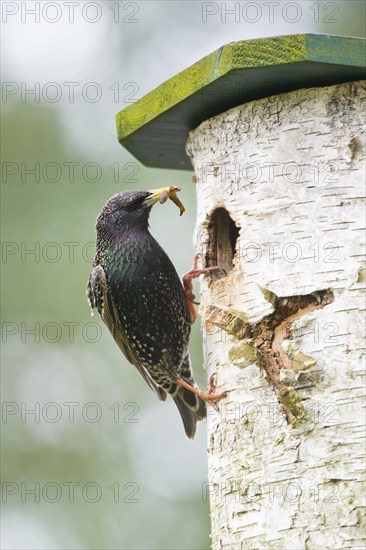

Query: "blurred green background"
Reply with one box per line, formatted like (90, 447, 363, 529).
(1, 2, 365, 549)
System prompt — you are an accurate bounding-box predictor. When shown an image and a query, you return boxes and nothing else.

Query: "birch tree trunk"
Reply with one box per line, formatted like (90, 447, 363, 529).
(186, 81, 366, 550)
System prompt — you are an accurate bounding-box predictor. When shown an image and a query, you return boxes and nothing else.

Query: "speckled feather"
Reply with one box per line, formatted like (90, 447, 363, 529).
(87, 190, 206, 438)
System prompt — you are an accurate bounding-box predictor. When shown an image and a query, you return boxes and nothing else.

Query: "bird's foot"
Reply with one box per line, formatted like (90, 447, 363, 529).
(208, 373, 219, 396)
(176, 376, 227, 412)
(183, 254, 226, 323)
(207, 373, 226, 412)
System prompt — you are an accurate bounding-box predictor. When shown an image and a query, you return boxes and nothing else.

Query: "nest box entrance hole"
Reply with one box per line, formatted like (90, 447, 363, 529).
(206, 208, 239, 274)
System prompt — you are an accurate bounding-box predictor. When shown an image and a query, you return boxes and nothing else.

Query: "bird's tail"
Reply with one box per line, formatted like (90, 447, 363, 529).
(171, 355, 206, 439)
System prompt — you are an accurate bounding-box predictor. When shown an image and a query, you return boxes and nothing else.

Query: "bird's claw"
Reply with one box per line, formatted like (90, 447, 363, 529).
(208, 373, 218, 395)
(176, 377, 227, 411)
(183, 256, 226, 324)
(205, 373, 227, 412)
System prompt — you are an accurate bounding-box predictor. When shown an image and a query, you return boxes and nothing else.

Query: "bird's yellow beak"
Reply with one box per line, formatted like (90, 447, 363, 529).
(144, 186, 185, 216)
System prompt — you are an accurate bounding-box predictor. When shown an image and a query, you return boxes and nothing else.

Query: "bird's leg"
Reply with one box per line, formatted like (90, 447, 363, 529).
(176, 377, 227, 405)
(183, 254, 226, 323)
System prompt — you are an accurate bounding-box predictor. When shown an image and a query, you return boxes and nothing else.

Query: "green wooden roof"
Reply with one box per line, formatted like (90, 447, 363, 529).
(116, 34, 366, 170)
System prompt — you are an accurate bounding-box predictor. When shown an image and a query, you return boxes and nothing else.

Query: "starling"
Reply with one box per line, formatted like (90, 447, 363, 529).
(87, 187, 225, 439)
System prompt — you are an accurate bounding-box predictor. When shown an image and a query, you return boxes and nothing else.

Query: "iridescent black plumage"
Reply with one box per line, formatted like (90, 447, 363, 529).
(87, 190, 206, 438)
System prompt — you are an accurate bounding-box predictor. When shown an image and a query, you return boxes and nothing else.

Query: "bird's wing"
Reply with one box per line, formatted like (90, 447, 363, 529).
(87, 265, 167, 402)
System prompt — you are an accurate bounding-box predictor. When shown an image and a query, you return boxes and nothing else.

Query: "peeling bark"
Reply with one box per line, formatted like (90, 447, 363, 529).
(187, 82, 366, 549)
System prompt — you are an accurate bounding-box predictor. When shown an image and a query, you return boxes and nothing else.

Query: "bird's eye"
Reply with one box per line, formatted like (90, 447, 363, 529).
(124, 195, 146, 211)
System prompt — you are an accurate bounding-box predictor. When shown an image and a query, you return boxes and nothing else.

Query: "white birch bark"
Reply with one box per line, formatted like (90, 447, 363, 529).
(186, 81, 366, 550)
